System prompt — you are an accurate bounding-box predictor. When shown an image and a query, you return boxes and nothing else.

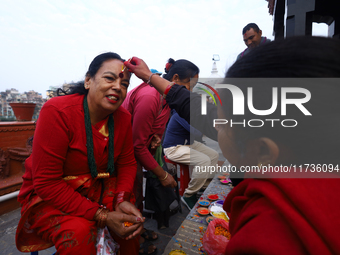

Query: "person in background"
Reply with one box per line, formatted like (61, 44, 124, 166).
(16, 52, 144, 255)
(124, 36, 340, 255)
(162, 79, 219, 210)
(236, 23, 271, 60)
(122, 62, 180, 254)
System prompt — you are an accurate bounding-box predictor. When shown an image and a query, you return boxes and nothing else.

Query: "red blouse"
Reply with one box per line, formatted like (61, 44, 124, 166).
(18, 94, 137, 220)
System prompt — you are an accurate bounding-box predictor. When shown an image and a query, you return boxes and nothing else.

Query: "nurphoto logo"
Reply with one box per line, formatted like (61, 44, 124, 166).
(198, 81, 312, 128)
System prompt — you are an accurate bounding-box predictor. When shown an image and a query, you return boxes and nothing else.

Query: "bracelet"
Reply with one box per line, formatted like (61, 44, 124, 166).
(147, 73, 156, 86)
(163, 82, 175, 99)
(94, 207, 109, 229)
(160, 171, 168, 181)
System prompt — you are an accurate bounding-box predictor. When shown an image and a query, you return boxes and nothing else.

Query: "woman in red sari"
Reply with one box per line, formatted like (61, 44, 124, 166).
(16, 52, 143, 255)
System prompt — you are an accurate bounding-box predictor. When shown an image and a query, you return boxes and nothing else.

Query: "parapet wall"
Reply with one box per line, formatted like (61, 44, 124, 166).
(0, 121, 35, 215)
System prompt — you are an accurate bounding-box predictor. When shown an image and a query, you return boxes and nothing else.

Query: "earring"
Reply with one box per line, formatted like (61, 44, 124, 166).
(84, 84, 89, 89)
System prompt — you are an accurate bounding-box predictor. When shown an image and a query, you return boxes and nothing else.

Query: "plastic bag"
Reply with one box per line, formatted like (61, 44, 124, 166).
(96, 227, 120, 255)
(203, 218, 230, 255)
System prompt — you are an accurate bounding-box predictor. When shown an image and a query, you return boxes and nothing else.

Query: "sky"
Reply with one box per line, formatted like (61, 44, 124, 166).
(0, 0, 329, 98)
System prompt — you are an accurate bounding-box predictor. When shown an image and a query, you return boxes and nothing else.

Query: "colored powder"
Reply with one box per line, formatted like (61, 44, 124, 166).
(208, 194, 218, 200)
(199, 209, 209, 214)
(199, 201, 209, 205)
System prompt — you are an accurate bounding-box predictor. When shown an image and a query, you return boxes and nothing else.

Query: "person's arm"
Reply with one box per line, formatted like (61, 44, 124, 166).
(130, 94, 177, 187)
(130, 94, 161, 171)
(32, 103, 99, 220)
(125, 57, 218, 141)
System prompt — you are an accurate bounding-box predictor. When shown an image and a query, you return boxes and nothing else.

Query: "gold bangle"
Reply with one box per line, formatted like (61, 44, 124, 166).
(98, 209, 109, 229)
(160, 171, 168, 181)
(94, 207, 109, 229)
(94, 207, 104, 220)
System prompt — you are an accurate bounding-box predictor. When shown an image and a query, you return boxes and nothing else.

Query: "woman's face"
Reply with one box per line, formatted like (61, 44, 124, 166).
(174, 74, 199, 91)
(85, 59, 130, 120)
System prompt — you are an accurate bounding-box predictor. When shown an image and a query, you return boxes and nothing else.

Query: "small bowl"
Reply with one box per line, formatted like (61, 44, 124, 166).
(197, 207, 210, 216)
(207, 194, 219, 201)
(197, 199, 210, 207)
(215, 200, 224, 206)
(217, 175, 226, 180)
(206, 216, 215, 224)
(220, 179, 231, 185)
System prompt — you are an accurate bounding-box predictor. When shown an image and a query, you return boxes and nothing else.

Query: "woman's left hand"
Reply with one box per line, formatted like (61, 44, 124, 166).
(115, 201, 145, 239)
(106, 210, 144, 240)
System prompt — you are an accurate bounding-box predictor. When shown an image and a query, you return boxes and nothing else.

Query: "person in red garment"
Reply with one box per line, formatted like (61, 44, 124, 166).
(122, 58, 199, 254)
(123, 36, 340, 255)
(16, 52, 143, 255)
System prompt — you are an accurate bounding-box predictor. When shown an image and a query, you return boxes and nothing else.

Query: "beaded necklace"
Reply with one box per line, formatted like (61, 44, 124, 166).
(83, 96, 115, 178)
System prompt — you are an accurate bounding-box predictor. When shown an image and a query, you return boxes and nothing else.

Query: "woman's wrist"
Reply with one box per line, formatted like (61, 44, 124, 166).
(94, 207, 109, 228)
(142, 71, 153, 83)
(159, 171, 168, 181)
(113, 191, 131, 209)
(148, 75, 170, 94)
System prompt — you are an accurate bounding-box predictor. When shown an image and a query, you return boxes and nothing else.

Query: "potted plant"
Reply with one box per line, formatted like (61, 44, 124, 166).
(9, 102, 36, 121)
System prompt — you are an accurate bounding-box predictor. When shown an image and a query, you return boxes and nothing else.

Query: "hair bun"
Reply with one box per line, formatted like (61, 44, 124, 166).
(165, 58, 175, 73)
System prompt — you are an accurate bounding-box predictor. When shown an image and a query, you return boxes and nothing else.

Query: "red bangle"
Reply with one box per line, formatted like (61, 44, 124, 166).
(163, 82, 175, 99)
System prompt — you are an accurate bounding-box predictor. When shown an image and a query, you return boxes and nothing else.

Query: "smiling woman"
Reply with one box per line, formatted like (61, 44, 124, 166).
(85, 58, 131, 124)
(15, 52, 142, 255)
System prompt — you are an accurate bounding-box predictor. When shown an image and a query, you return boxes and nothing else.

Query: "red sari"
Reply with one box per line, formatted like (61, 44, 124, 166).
(16, 94, 138, 254)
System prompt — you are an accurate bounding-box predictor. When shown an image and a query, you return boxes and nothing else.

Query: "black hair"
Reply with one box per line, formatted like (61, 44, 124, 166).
(57, 52, 123, 96)
(219, 36, 340, 165)
(242, 23, 260, 35)
(162, 58, 200, 81)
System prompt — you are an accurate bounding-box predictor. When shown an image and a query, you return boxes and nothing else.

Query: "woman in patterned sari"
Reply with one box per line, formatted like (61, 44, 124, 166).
(16, 52, 143, 255)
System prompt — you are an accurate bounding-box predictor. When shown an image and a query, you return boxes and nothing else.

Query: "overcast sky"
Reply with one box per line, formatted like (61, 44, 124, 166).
(0, 0, 328, 97)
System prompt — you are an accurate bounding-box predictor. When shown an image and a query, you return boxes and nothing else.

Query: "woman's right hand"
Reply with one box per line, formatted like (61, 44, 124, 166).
(125, 56, 171, 95)
(106, 211, 144, 240)
(160, 172, 177, 188)
(124, 57, 152, 82)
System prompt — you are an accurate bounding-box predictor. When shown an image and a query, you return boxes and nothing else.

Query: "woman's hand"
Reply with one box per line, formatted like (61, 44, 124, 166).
(124, 57, 152, 82)
(106, 210, 144, 240)
(150, 134, 161, 150)
(115, 201, 143, 218)
(160, 172, 177, 188)
(152, 165, 177, 188)
(125, 56, 171, 95)
(116, 201, 144, 239)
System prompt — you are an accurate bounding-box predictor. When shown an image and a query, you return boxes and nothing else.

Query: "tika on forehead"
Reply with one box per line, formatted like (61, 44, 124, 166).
(119, 58, 132, 78)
